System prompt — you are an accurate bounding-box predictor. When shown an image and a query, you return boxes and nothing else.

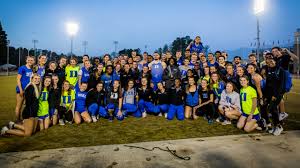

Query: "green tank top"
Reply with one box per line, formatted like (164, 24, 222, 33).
(38, 88, 49, 117)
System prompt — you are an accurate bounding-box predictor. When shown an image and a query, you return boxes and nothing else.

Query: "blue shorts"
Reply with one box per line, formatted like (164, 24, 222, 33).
(38, 114, 49, 120)
(49, 108, 58, 117)
(241, 112, 260, 121)
(75, 106, 86, 113)
(106, 103, 119, 112)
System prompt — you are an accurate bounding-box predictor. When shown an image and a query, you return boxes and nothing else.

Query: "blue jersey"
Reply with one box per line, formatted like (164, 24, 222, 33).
(112, 70, 121, 83)
(190, 43, 203, 54)
(37, 65, 46, 80)
(207, 61, 219, 68)
(75, 91, 87, 110)
(16, 65, 33, 93)
(79, 67, 90, 83)
(151, 61, 163, 83)
(101, 74, 113, 90)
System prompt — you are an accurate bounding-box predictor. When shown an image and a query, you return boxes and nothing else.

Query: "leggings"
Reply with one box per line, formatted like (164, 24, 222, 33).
(58, 106, 73, 122)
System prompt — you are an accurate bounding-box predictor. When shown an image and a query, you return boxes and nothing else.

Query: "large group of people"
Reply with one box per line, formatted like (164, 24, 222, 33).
(1, 36, 298, 137)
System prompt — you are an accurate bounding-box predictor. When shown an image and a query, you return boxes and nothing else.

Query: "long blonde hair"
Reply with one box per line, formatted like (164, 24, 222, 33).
(25, 73, 41, 99)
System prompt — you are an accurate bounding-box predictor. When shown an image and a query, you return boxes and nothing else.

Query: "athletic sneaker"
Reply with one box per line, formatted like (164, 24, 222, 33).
(92, 116, 98, 123)
(268, 126, 275, 134)
(216, 117, 224, 123)
(59, 119, 65, 126)
(1, 126, 8, 135)
(142, 112, 147, 118)
(273, 125, 283, 136)
(158, 113, 162, 117)
(8, 121, 15, 129)
(66, 121, 72, 124)
(257, 118, 267, 131)
(222, 120, 231, 125)
(279, 112, 289, 121)
(208, 119, 213, 125)
(164, 113, 168, 119)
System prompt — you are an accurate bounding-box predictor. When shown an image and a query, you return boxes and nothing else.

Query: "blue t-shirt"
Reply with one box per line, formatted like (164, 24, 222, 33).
(75, 91, 87, 110)
(101, 74, 113, 90)
(151, 61, 163, 83)
(16, 65, 33, 92)
(37, 65, 45, 80)
(190, 43, 203, 54)
(112, 70, 121, 83)
(79, 67, 90, 83)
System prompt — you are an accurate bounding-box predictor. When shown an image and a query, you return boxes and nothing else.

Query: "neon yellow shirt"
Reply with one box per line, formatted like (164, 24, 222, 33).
(65, 65, 79, 86)
(61, 90, 75, 108)
(38, 88, 49, 117)
(240, 86, 259, 115)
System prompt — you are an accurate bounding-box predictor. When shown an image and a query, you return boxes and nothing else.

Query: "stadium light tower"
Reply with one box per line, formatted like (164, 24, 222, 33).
(66, 22, 79, 57)
(254, 0, 265, 63)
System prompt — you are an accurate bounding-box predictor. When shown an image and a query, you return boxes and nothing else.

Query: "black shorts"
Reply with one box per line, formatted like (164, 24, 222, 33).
(22, 107, 37, 119)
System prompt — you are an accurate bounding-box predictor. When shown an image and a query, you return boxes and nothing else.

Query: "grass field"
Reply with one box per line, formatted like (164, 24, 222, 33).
(0, 76, 300, 153)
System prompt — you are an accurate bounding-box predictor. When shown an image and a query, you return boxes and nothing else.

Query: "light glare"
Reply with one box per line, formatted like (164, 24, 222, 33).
(254, 0, 265, 15)
(66, 22, 79, 36)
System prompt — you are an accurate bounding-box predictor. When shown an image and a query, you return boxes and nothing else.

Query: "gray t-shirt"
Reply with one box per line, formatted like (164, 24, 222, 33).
(123, 88, 136, 105)
(219, 90, 241, 112)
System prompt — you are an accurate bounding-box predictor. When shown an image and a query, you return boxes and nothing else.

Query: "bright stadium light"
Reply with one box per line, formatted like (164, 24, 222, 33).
(254, 0, 265, 15)
(66, 22, 79, 36)
(66, 22, 79, 56)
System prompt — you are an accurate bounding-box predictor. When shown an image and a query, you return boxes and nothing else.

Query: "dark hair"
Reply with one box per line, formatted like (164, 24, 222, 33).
(248, 53, 256, 58)
(215, 51, 222, 55)
(83, 54, 89, 58)
(246, 63, 257, 70)
(42, 76, 52, 92)
(234, 56, 241, 60)
(218, 55, 225, 60)
(272, 46, 281, 51)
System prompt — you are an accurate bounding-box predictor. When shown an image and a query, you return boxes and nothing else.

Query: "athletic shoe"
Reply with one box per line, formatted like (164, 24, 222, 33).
(257, 118, 267, 131)
(208, 119, 213, 125)
(59, 119, 65, 126)
(268, 126, 275, 134)
(222, 120, 231, 125)
(216, 117, 224, 123)
(256, 126, 262, 131)
(164, 113, 168, 119)
(158, 113, 162, 117)
(8, 121, 15, 129)
(273, 125, 283, 136)
(142, 112, 147, 118)
(1, 126, 8, 135)
(92, 116, 98, 123)
(66, 121, 72, 124)
(279, 112, 289, 121)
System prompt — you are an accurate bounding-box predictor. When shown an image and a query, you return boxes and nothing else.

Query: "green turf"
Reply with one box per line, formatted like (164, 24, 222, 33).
(0, 76, 299, 153)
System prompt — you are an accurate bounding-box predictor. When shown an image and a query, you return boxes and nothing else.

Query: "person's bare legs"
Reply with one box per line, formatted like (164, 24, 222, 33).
(81, 111, 92, 123)
(6, 118, 35, 137)
(185, 106, 192, 119)
(15, 94, 24, 121)
(74, 112, 82, 124)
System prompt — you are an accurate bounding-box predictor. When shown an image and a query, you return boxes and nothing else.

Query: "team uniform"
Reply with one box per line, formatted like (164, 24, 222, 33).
(65, 65, 80, 89)
(37, 88, 50, 120)
(155, 89, 169, 114)
(106, 88, 124, 121)
(185, 86, 199, 108)
(75, 90, 88, 113)
(137, 87, 160, 114)
(86, 89, 107, 118)
(240, 86, 260, 120)
(101, 74, 113, 91)
(149, 60, 164, 90)
(122, 88, 141, 117)
(167, 87, 185, 120)
(36, 65, 46, 80)
(211, 81, 225, 103)
(58, 90, 76, 122)
(48, 86, 61, 117)
(190, 42, 203, 54)
(197, 89, 215, 120)
(78, 67, 90, 84)
(16, 65, 32, 93)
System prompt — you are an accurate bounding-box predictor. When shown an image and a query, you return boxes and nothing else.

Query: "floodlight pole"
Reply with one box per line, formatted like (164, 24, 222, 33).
(256, 16, 260, 63)
(70, 36, 74, 57)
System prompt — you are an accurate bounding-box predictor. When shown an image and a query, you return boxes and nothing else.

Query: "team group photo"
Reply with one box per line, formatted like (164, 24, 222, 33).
(0, 0, 300, 167)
